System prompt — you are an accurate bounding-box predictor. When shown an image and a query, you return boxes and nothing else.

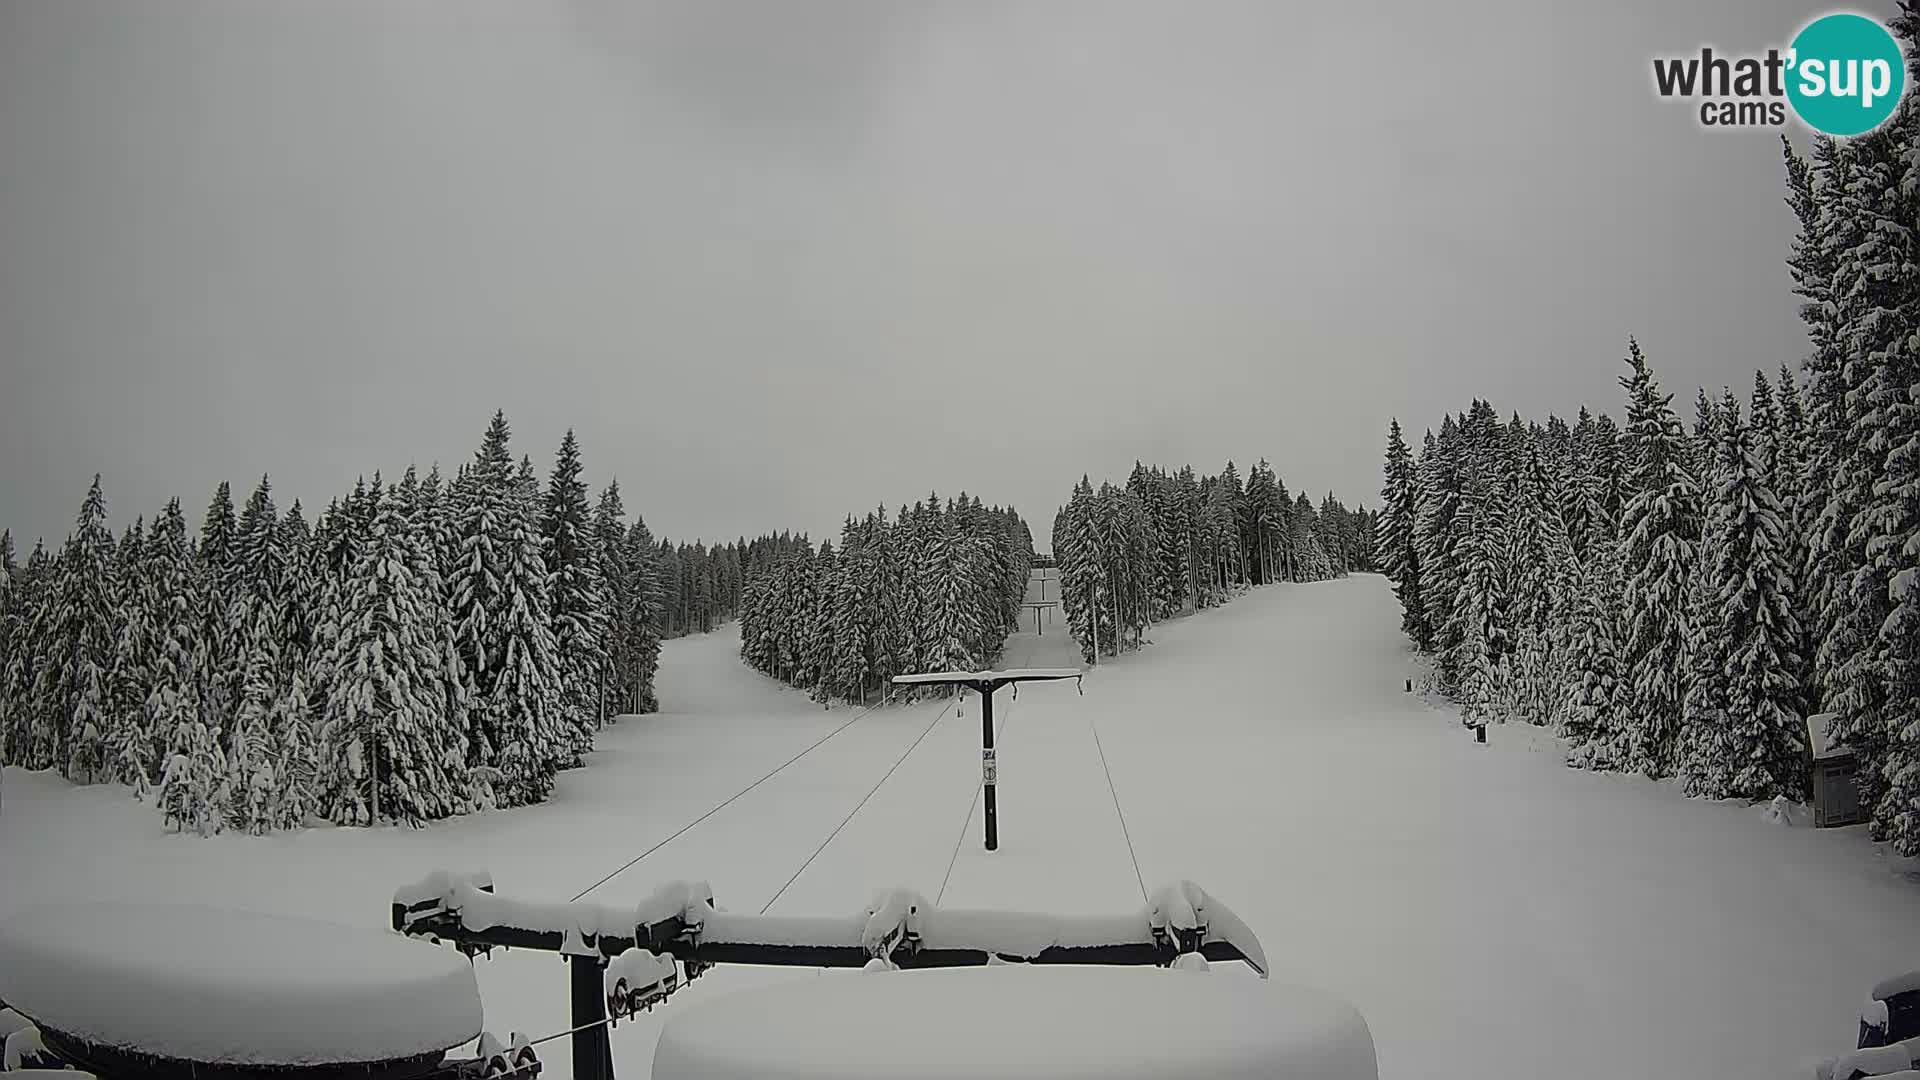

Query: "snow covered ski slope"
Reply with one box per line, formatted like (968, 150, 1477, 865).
(4, 574, 1919, 1078)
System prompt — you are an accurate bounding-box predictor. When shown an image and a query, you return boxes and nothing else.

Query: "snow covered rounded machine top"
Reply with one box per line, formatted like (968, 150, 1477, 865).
(651, 965, 1378, 1080)
(0, 901, 486, 1079)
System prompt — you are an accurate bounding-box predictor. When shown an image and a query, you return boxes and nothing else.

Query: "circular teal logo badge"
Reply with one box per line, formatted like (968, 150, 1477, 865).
(1787, 13, 1906, 136)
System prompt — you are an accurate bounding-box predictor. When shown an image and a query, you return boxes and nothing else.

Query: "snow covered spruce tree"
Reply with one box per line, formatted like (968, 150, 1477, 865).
(1848, 20, 1920, 847)
(1382, 417, 1428, 641)
(27, 476, 117, 781)
(541, 431, 608, 753)
(157, 707, 228, 836)
(1615, 342, 1702, 779)
(1414, 419, 1466, 690)
(222, 476, 291, 832)
(1053, 459, 1356, 666)
(3, 542, 55, 769)
(1677, 393, 1732, 798)
(1767, 87, 1920, 844)
(447, 412, 565, 807)
(0, 531, 17, 767)
(737, 497, 1029, 701)
(591, 481, 658, 717)
(1560, 534, 1628, 768)
(317, 480, 470, 826)
(1692, 390, 1807, 800)
(139, 501, 208, 816)
(196, 480, 241, 749)
(103, 517, 156, 794)
(1506, 439, 1573, 726)
(624, 517, 664, 711)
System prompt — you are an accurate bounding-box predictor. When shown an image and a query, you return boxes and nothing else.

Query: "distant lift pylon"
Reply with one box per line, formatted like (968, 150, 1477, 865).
(890, 668, 1084, 851)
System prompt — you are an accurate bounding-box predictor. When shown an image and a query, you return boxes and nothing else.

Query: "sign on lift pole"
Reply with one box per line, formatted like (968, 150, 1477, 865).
(891, 668, 1083, 851)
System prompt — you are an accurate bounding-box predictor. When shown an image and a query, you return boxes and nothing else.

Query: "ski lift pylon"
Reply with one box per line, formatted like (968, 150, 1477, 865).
(889, 668, 1084, 851)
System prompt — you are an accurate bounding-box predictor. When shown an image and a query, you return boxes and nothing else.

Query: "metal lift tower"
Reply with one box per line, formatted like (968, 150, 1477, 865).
(890, 668, 1083, 852)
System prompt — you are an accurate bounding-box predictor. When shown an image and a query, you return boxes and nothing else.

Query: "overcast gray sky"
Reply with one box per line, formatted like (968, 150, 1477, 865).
(0, 0, 1831, 552)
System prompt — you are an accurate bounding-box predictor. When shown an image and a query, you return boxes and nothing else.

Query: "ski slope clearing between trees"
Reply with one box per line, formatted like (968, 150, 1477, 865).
(4, 574, 1919, 1079)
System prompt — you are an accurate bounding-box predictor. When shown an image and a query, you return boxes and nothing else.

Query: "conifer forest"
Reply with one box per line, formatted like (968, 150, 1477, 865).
(1376, 120, 1920, 857)
(1052, 463, 1375, 663)
(736, 498, 1036, 704)
(0, 411, 797, 833)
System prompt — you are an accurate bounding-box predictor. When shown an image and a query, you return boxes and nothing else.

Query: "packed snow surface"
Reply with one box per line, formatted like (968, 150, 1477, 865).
(4, 579, 1919, 1078)
(649, 966, 1375, 1080)
(0, 901, 481, 1065)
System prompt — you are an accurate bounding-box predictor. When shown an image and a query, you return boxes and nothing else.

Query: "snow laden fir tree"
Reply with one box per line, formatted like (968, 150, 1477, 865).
(1380, 19, 1920, 853)
(0, 412, 700, 834)
(1053, 460, 1375, 665)
(1378, 346, 1826, 802)
(736, 497, 1034, 703)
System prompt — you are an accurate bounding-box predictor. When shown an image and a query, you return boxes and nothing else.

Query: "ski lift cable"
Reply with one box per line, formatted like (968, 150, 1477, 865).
(524, 1015, 612, 1049)
(759, 694, 960, 915)
(1089, 704, 1150, 906)
(571, 684, 907, 903)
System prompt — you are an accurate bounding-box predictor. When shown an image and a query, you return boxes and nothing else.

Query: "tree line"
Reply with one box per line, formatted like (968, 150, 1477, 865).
(737, 497, 1033, 703)
(0, 412, 769, 834)
(1379, 351, 1834, 808)
(1376, 15, 1920, 854)
(1054, 460, 1376, 663)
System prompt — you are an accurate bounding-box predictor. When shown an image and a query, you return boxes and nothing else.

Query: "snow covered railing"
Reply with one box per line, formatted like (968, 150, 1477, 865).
(392, 872, 1265, 977)
(391, 870, 714, 962)
(394, 871, 1266, 1080)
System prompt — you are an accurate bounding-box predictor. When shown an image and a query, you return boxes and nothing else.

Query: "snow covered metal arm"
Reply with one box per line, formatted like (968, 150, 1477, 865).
(392, 872, 1266, 976)
(891, 668, 1084, 692)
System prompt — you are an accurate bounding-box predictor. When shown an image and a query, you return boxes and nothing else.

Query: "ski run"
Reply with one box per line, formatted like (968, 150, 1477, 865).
(3, 574, 1916, 1078)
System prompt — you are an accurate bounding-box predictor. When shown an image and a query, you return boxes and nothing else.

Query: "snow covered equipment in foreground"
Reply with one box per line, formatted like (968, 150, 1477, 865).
(392, 869, 1270, 1079)
(0, 900, 537, 1079)
(650, 965, 1378, 1080)
(1803, 970, 1920, 1079)
(1809, 1035, 1920, 1079)
(890, 667, 1083, 850)
(603, 947, 680, 1019)
(1862, 971, 1920, 1049)
(1807, 712, 1868, 828)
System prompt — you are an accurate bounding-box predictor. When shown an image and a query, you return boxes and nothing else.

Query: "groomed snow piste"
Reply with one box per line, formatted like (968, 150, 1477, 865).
(3, 579, 1919, 1078)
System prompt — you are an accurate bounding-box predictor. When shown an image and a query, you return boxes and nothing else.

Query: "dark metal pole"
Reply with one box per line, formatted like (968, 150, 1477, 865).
(980, 682, 997, 851)
(570, 953, 614, 1080)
